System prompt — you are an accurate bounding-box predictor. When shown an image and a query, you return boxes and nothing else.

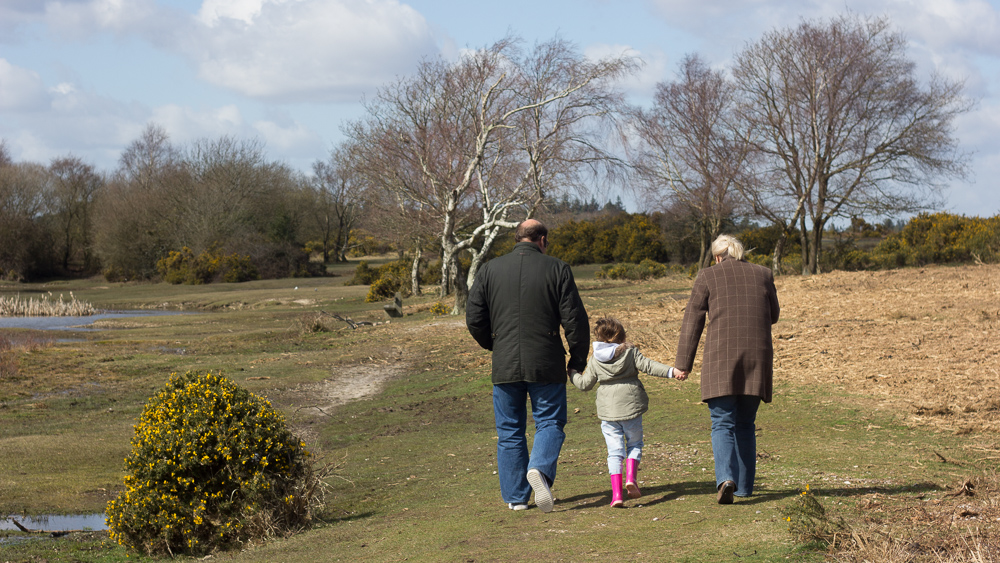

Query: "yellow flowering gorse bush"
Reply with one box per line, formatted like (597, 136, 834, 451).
(106, 371, 317, 556)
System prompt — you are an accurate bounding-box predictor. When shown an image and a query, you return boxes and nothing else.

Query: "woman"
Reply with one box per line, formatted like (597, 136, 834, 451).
(673, 235, 779, 504)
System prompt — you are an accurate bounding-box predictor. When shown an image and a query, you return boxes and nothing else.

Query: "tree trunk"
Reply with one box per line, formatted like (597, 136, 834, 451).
(410, 245, 422, 297)
(809, 218, 826, 275)
(698, 222, 710, 270)
(450, 257, 468, 315)
(439, 242, 455, 299)
(798, 215, 810, 276)
(465, 223, 509, 291)
(771, 232, 787, 275)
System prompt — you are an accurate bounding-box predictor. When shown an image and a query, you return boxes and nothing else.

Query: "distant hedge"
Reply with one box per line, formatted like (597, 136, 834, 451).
(818, 212, 1000, 271)
(547, 213, 669, 265)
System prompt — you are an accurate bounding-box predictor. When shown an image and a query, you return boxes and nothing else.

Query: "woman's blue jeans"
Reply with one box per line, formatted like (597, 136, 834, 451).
(707, 395, 761, 497)
(493, 382, 567, 504)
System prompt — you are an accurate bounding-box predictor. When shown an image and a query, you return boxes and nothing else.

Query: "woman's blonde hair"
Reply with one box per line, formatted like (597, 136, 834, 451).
(711, 234, 745, 261)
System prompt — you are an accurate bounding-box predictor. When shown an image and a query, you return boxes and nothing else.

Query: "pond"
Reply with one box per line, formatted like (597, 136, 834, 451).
(0, 513, 107, 531)
(0, 310, 187, 331)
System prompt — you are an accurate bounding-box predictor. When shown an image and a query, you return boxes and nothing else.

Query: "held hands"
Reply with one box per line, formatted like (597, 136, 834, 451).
(673, 369, 689, 381)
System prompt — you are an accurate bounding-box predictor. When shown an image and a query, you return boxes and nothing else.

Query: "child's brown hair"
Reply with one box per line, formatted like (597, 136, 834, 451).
(593, 316, 627, 344)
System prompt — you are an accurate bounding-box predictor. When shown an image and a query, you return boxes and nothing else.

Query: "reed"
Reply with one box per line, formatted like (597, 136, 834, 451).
(0, 292, 98, 317)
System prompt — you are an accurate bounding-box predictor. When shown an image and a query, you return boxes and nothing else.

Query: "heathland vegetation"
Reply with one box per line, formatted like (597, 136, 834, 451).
(2, 264, 999, 561)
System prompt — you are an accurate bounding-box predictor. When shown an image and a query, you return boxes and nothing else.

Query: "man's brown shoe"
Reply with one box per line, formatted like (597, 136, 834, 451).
(717, 480, 735, 504)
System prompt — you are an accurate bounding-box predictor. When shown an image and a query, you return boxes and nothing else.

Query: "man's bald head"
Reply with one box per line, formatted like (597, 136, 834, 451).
(515, 219, 548, 243)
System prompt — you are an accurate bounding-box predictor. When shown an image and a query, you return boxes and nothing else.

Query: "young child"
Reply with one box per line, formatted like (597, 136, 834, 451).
(571, 317, 676, 507)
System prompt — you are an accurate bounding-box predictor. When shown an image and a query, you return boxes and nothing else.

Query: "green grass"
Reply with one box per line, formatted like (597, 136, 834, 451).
(0, 271, 981, 561)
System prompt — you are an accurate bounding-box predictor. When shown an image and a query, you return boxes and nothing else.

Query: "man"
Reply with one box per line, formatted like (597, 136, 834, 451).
(674, 234, 779, 505)
(466, 219, 589, 512)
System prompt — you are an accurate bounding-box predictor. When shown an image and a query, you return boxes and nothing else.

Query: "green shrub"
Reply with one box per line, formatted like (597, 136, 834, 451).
(422, 254, 470, 286)
(548, 214, 669, 265)
(819, 239, 876, 272)
(106, 371, 318, 556)
(361, 260, 411, 302)
(738, 224, 801, 260)
(221, 254, 259, 283)
(596, 259, 667, 281)
(345, 232, 394, 257)
(366, 276, 399, 302)
(429, 302, 450, 316)
(345, 260, 376, 285)
(156, 247, 261, 284)
(746, 253, 772, 268)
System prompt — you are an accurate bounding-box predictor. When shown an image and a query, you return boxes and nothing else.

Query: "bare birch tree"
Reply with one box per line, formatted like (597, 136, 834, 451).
(347, 35, 638, 312)
(631, 54, 749, 269)
(732, 14, 971, 274)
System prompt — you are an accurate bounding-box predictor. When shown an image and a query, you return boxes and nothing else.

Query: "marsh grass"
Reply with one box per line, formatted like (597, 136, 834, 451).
(0, 293, 97, 316)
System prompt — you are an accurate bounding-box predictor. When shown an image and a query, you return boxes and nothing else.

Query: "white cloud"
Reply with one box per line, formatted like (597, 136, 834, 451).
(188, 0, 439, 102)
(150, 104, 247, 143)
(36, 0, 441, 102)
(0, 59, 49, 111)
(584, 43, 669, 100)
(253, 118, 322, 153)
(197, 0, 271, 26)
(44, 0, 162, 38)
(886, 0, 1000, 56)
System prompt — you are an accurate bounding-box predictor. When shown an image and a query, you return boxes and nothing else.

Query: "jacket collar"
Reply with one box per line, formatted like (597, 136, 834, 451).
(514, 241, 543, 254)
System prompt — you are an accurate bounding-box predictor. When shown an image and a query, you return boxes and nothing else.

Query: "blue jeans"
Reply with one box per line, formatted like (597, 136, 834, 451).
(493, 382, 567, 504)
(600, 417, 643, 474)
(707, 395, 761, 497)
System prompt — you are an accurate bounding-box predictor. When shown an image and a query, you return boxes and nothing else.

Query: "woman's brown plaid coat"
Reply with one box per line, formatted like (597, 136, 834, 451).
(675, 257, 780, 403)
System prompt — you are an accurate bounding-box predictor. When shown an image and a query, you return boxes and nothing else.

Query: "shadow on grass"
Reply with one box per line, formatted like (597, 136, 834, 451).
(556, 480, 944, 510)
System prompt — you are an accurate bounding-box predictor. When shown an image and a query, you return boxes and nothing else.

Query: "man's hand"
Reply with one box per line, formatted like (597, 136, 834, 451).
(673, 369, 689, 381)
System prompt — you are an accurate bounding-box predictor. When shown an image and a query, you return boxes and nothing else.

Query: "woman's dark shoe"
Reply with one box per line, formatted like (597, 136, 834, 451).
(717, 480, 735, 504)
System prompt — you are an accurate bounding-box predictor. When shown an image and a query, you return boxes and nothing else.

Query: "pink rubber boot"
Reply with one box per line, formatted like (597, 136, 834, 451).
(625, 458, 641, 499)
(610, 474, 624, 507)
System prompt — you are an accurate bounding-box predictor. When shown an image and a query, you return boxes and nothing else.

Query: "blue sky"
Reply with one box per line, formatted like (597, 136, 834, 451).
(2, 0, 999, 217)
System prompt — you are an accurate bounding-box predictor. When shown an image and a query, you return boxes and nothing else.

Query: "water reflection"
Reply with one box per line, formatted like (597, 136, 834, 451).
(0, 513, 107, 531)
(0, 310, 187, 331)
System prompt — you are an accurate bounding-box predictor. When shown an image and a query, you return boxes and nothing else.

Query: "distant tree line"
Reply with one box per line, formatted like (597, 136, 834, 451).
(0, 13, 978, 309)
(0, 130, 352, 283)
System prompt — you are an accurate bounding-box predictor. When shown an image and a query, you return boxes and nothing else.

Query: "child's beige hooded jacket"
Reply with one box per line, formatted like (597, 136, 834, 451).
(571, 344, 673, 422)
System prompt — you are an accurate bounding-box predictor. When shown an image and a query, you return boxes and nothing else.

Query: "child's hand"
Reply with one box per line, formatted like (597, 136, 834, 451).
(674, 369, 689, 381)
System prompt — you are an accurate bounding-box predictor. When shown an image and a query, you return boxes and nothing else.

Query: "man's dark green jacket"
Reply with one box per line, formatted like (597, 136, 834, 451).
(466, 242, 590, 385)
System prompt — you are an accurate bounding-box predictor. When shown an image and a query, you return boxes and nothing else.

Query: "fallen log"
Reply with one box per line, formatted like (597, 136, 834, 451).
(9, 519, 90, 536)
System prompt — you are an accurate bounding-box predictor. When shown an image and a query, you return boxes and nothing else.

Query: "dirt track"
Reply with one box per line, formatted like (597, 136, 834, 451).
(610, 264, 1000, 439)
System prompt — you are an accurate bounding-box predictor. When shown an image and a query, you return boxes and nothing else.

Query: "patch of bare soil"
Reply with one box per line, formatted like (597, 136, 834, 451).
(283, 363, 406, 442)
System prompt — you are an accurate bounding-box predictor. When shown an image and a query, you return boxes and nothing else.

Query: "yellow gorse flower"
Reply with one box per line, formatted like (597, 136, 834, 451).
(105, 371, 313, 556)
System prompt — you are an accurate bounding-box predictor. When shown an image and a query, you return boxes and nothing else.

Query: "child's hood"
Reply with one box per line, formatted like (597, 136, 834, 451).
(592, 341, 620, 363)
